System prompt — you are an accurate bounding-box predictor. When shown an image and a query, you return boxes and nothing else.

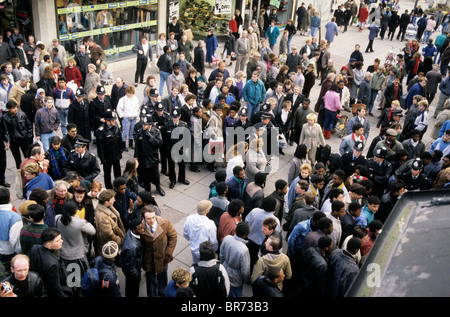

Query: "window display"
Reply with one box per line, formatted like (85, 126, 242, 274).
(179, 0, 231, 36)
(56, 0, 158, 59)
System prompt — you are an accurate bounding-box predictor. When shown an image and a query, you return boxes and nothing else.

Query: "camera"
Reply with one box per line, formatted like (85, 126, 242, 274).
(1, 281, 13, 293)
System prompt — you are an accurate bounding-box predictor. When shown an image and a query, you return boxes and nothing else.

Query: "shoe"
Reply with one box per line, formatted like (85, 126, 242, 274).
(208, 166, 217, 172)
(134, 83, 138, 87)
(161, 171, 169, 176)
(189, 167, 200, 173)
(129, 139, 134, 149)
(169, 182, 175, 189)
(371, 50, 374, 53)
(179, 179, 190, 185)
(140, 81, 145, 84)
(156, 186, 166, 196)
(0, 182, 10, 188)
(369, 113, 374, 116)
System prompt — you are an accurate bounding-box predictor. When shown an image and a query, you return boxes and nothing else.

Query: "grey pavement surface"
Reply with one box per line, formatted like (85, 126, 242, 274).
(6, 0, 443, 297)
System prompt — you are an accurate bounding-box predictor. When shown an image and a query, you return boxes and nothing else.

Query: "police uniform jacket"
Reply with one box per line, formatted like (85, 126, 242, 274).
(135, 126, 163, 168)
(398, 170, 429, 191)
(151, 111, 170, 130)
(340, 152, 367, 180)
(64, 149, 101, 182)
(95, 123, 122, 163)
(161, 119, 188, 154)
(91, 96, 112, 131)
(365, 158, 392, 189)
(68, 98, 94, 141)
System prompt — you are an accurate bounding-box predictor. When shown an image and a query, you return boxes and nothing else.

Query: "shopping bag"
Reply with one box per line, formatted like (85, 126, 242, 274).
(15, 169, 23, 200)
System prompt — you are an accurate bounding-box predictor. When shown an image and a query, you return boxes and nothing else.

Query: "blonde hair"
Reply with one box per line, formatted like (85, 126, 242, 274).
(306, 112, 317, 122)
(226, 141, 248, 159)
(23, 162, 40, 176)
(235, 71, 245, 79)
(171, 268, 192, 285)
(266, 97, 277, 106)
(249, 138, 264, 150)
(300, 163, 312, 174)
(418, 100, 429, 110)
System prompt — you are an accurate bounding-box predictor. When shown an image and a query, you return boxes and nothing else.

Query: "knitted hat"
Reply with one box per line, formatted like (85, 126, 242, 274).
(18, 200, 37, 216)
(102, 241, 119, 259)
(197, 200, 213, 214)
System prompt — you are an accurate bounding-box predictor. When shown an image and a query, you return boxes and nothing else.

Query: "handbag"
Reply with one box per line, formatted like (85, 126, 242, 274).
(231, 52, 237, 61)
(278, 134, 287, 149)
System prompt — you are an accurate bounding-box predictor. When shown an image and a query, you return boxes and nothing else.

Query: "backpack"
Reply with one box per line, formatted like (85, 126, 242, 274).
(80, 267, 111, 297)
(190, 262, 227, 297)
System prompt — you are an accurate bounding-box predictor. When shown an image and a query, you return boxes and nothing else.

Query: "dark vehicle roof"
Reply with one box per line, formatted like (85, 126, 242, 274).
(346, 190, 450, 297)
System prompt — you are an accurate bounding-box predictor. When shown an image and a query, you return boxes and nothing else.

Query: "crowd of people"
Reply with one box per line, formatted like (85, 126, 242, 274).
(1, 0, 450, 298)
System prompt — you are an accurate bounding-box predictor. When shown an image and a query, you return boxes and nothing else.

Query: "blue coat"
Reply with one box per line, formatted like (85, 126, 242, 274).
(368, 24, 380, 40)
(205, 34, 218, 63)
(265, 26, 280, 45)
(310, 16, 321, 28)
(406, 82, 425, 109)
(325, 22, 338, 42)
(242, 78, 266, 106)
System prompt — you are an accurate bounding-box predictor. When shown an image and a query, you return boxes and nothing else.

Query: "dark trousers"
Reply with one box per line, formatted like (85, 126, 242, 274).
(103, 160, 122, 189)
(124, 273, 141, 298)
(135, 58, 148, 83)
(397, 25, 407, 40)
(168, 153, 186, 183)
(145, 267, 168, 297)
(380, 27, 387, 39)
(10, 138, 30, 169)
(160, 148, 168, 173)
(366, 39, 374, 52)
(141, 166, 161, 192)
(0, 148, 6, 184)
(388, 27, 397, 40)
(247, 239, 261, 275)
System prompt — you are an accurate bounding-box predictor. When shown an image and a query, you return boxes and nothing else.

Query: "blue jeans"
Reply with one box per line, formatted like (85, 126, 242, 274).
(311, 27, 319, 38)
(145, 267, 168, 297)
(56, 108, 68, 136)
(443, 22, 449, 34)
(323, 109, 337, 131)
(435, 46, 442, 64)
(423, 30, 432, 43)
(40, 131, 55, 152)
(159, 70, 170, 97)
(287, 36, 293, 54)
(368, 89, 379, 114)
(247, 102, 260, 121)
(121, 117, 136, 141)
(229, 286, 243, 297)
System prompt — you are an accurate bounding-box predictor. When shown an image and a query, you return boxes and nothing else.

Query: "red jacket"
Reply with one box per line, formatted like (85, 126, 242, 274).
(358, 7, 369, 22)
(229, 19, 238, 33)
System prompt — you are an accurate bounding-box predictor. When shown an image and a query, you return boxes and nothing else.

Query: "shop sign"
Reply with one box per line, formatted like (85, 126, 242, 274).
(214, 0, 231, 15)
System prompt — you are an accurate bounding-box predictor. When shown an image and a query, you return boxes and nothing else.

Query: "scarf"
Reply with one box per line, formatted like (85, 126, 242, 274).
(49, 147, 67, 178)
(413, 58, 421, 75)
(53, 196, 65, 215)
(352, 133, 365, 143)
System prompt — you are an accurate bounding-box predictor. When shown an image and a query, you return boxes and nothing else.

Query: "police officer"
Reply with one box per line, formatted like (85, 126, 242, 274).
(232, 107, 253, 145)
(252, 112, 276, 158)
(64, 138, 101, 189)
(365, 146, 393, 198)
(143, 88, 160, 114)
(152, 102, 170, 176)
(95, 109, 123, 189)
(161, 108, 190, 189)
(398, 158, 429, 191)
(68, 87, 93, 142)
(91, 84, 113, 133)
(134, 114, 165, 196)
(340, 140, 367, 180)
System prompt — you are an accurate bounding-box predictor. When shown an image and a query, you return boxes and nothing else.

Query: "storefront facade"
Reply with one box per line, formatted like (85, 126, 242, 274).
(55, 0, 159, 60)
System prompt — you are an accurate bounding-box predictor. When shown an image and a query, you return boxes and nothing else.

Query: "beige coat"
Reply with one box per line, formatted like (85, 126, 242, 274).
(8, 81, 27, 107)
(94, 203, 126, 255)
(299, 122, 326, 164)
